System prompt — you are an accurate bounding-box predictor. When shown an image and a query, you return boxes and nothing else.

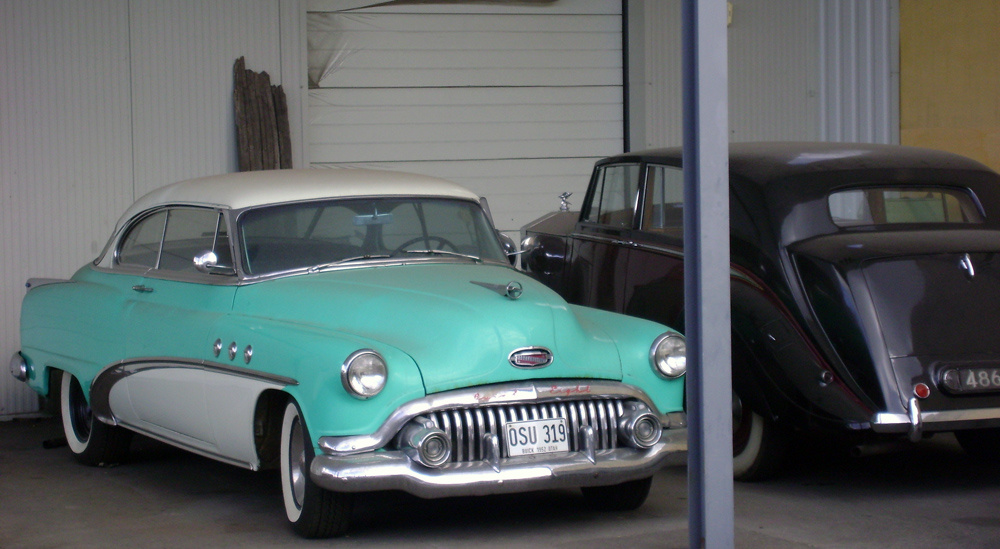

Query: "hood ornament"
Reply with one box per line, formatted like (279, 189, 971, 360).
(509, 347, 553, 369)
(960, 253, 976, 280)
(471, 280, 523, 300)
(559, 192, 573, 211)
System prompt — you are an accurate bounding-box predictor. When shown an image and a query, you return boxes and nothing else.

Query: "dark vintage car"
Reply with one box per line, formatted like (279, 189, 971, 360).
(521, 142, 1000, 480)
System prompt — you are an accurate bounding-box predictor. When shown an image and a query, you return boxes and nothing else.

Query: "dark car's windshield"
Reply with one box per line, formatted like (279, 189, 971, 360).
(829, 186, 984, 228)
(238, 197, 507, 275)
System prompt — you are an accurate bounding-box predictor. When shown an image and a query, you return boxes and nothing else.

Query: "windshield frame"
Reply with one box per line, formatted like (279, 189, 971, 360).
(234, 195, 509, 279)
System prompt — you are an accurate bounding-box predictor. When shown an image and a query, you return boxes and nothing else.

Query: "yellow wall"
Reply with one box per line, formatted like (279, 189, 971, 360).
(900, 0, 1000, 171)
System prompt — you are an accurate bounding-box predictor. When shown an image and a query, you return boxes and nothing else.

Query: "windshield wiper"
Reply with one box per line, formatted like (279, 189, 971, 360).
(307, 254, 392, 273)
(394, 249, 482, 263)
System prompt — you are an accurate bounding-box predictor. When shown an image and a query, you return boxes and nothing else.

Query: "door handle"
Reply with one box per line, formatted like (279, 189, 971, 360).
(131, 285, 154, 293)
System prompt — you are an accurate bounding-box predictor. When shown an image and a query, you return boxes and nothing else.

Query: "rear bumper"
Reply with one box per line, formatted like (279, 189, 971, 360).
(310, 427, 686, 498)
(871, 398, 1000, 441)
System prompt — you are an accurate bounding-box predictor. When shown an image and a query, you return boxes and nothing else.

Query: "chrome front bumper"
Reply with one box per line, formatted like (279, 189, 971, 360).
(310, 426, 687, 498)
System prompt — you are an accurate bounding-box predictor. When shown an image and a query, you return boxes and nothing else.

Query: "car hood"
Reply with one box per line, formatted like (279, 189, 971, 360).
(233, 263, 623, 393)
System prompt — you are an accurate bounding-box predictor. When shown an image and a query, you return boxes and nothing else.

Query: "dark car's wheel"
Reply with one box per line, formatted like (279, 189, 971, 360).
(580, 476, 653, 511)
(732, 392, 788, 481)
(954, 428, 1000, 459)
(60, 370, 132, 466)
(280, 400, 353, 538)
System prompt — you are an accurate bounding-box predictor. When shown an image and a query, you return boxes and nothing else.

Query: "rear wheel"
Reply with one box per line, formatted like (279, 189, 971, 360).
(580, 476, 653, 511)
(732, 392, 788, 481)
(60, 370, 132, 466)
(280, 400, 353, 538)
(954, 428, 1000, 459)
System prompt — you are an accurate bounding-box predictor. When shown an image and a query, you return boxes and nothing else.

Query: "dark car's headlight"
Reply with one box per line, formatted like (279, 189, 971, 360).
(341, 350, 387, 399)
(650, 333, 686, 379)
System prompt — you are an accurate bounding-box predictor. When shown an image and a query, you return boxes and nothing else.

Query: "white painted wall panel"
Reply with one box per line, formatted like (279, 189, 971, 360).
(129, 0, 285, 198)
(0, 0, 133, 415)
(306, 3, 623, 233)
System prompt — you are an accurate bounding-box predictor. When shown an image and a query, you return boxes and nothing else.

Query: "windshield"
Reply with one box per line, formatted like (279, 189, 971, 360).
(238, 197, 507, 275)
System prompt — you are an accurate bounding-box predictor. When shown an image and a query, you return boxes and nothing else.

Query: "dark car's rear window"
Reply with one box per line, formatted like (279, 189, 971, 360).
(829, 186, 984, 227)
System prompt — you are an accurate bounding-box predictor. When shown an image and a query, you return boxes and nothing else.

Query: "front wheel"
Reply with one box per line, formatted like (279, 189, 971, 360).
(60, 370, 132, 466)
(732, 392, 788, 481)
(580, 476, 653, 511)
(280, 400, 353, 538)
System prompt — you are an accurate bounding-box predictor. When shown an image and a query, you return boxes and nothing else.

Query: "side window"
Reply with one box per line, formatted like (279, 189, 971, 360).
(159, 208, 228, 272)
(118, 211, 167, 268)
(641, 165, 685, 238)
(582, 164, 641, 228)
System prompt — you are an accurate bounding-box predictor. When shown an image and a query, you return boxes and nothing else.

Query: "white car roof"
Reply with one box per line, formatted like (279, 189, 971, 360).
(114, 168, 481, 232)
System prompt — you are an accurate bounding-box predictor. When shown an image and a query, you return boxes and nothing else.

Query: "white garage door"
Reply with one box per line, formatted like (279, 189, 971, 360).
(306, 1, 623, 232)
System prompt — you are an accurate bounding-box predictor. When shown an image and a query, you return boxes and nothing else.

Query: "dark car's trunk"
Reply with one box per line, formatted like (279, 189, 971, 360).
(790, 229, 1000, 415)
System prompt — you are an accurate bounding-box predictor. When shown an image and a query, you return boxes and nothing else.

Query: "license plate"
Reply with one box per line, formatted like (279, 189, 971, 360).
(942, 367, 1000, 394)
(504, 417, 570, 456)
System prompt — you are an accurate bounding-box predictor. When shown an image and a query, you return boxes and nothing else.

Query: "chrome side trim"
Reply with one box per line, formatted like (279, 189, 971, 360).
(310, 427, 687, 498)
(318, 380, 667, 456)
(871, 406, 1000, 433)
(90, 357, 297, 424)
(25, 278, 72, 290)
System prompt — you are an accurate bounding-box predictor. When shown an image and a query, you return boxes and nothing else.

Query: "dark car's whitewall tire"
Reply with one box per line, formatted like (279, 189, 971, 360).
(732, 393, 787, 481)
(280, 400, 353, 538)
(59, 370, 131, 466)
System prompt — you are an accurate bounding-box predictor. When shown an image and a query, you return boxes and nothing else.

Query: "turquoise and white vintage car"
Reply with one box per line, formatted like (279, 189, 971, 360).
(10, 169, 687, 537)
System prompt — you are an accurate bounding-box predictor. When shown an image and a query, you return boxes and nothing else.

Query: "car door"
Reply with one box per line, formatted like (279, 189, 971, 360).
(567, 163, 643, 312)
(623, 163, 687, 329)
(115, 207, 239, 449)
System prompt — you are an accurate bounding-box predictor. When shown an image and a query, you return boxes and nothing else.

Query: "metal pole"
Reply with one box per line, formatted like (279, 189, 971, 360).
(682, 0, 733, 547)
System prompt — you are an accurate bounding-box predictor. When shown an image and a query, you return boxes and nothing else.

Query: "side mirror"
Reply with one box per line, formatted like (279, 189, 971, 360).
(193, 251, 235, 275)
(496, 231, 519, 266)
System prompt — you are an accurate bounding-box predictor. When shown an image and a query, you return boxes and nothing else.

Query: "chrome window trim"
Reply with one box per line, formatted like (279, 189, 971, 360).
(318, 380, 668, 456)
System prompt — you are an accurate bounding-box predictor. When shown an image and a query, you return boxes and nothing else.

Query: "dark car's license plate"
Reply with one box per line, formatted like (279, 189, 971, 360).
(942, 367, 1000, 394)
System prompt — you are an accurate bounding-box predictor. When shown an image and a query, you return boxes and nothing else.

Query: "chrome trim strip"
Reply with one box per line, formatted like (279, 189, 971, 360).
(310, 428, 687, 498)
(318, 380, 666, 456)
(90, 357, 297, 424)
(871, 406, 1000, 433)
(25, 278, 72, 290)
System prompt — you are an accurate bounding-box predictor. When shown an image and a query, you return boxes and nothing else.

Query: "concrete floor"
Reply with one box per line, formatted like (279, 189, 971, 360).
(2, 415, 999, 548)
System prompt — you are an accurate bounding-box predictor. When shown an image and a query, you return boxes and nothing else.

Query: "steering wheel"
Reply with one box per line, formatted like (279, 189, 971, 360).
(391, 236, 459, 255)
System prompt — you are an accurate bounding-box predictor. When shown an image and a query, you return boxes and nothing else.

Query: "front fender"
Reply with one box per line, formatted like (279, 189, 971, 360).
(213, 316, 427, 444)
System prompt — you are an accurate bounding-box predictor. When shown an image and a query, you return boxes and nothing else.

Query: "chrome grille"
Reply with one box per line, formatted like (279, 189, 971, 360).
(416, 398, 627, 462)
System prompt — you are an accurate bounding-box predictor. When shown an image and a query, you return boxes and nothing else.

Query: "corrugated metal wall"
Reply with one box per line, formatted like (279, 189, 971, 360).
(0, 0, 292, 415)
(629, 0, 897, 149)
(819, 0, 899, 144)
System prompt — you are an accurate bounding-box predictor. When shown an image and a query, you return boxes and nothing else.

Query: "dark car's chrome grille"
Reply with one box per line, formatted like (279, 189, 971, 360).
(416, 398, 627, 462)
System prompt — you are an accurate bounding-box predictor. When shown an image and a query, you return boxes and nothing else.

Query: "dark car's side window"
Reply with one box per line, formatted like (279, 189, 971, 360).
(641, 165, 685, 238)
(582, 164, 641, 227)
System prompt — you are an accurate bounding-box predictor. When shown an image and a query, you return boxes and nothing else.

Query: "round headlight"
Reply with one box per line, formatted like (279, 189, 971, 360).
(650, 333, 686, 379)
(341, 350, 387, 399)
(9, 352, 28, 382)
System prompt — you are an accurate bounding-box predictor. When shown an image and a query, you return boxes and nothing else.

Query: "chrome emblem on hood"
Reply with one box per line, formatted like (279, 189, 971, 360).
(471, 280, 523, 300)
(509, 347, 553, 369)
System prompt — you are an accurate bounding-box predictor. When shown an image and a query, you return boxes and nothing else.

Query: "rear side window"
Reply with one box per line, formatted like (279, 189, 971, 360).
(582, 164, 641, 228)
(829, 187, 984, 227)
